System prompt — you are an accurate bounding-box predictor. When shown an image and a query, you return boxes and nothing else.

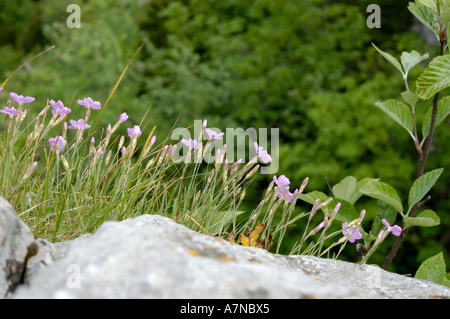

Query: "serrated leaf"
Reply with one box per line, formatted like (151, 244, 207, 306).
(374, 100, 415, 140)
(403, 209, 440, 228)
(439, 7, 450, 24)
(348, 178, 379, 205)
(408, 2, 440, 39)
(401, 90, 420, 107)
(444, 272, 450, 288)
(360, 180, 403, 214)
(417, 0, 437, 9)
(421, 96, 450, 145)
(408, 168, 443, 212)
(332, 176, 356, 203)
(415, 252, 446, 285)
(416, 55, 450, 100)
(372, 43, 403, 75)
(400, 51, 429, 78)
(443, 279, 450, 288)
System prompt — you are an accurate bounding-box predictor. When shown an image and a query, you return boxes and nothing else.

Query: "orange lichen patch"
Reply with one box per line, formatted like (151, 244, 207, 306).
(215, 238, 228, 245)
(311, 277, 325, 282)
(218, 256, 236, 263)
(249, 258, 261, 263)
(429, 293, 449, 299)
(186, 249, 202, 256)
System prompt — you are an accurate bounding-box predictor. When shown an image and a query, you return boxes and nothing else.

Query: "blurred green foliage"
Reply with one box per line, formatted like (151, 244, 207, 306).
(0, 0, 448, 275)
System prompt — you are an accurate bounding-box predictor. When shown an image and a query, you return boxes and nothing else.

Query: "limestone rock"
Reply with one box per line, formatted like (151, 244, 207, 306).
(11, 214, 450, 299)
(0, 196, 35, 298)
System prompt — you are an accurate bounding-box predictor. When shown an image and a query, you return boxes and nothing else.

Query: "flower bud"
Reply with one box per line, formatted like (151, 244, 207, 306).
(104, 150, 112, 166)
(90, 137, 95, 154)
(244, 164, 260, 181)
(308, 221, 325, 237)
(60, 155, 70, 172)
(207, 169, 215, 184)
(118, 136, 125, 153)
(316, 198, 333, 210)
(299, 177, 309, 193)
(23, 161, 38, 180)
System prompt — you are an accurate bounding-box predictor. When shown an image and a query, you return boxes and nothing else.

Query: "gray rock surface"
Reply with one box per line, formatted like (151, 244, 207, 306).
(10, 214, 450, 299)
(0, 196, 35, 298)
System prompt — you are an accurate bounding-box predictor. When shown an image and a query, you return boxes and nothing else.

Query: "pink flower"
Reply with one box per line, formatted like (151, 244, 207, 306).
(342, 222, 362, 243)
(150, 135, 156, 144)
(119, 112, 129, 123)
(48, 136, 67, 152)
(272, 175, 298, 203)
(0, 88, 3, 93)
(205, 128, 224, 140)
(181, 138, 200, 149)
(127, 125, 142, 138)
(10, 92, 35, 104)
(50, 100, 71, 116)
(77, 97, 101, 110)
(381, 219, 402, 236)
(68, 119, 90, 130)
(0, 106, 25, 117)
(254, 142, 272, 163)
(273, 175, 291, 189)
(273, 175, 290, 198)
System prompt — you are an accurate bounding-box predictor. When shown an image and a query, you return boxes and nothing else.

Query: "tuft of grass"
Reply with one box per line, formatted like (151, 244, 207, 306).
(0, 45, 369, 261)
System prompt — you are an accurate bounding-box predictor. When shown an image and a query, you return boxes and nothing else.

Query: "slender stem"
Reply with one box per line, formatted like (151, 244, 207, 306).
(324, 177, 335, 197)
(410, 105, 422, 155)
(382, 36, 446, 270)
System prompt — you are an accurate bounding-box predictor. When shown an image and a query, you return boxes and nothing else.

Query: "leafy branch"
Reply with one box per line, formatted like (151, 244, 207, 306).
(375, 0, 449, 270)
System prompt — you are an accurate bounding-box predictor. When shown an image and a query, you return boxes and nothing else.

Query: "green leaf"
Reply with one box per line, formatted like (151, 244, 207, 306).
(443, 278, 450, 288)
(416, 55, 450, 100)
(408, 1, 439, 38)
(403, 209, 440, 228)
(348, 178, 379, 205)
(401, 90, 420, 107)
(421, 96, 450, 145)
(417, 0, 437, 9)
(444, 272, 450, 288)
(372, 43, 403, 75)
(374, 100, 415, 140)
(400, 50, 429, 78)
(408, 168, 443, 212)
(299, 192, 358, 223)
(298, 191, 329, 205)
(331, 199, 359, 223)
(415, 252, 446, 285)
(371, 201, 398, 238)
(439, 7, 450, 24)
(332, 176, 356, 203)
(360, 180, 403, 214)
